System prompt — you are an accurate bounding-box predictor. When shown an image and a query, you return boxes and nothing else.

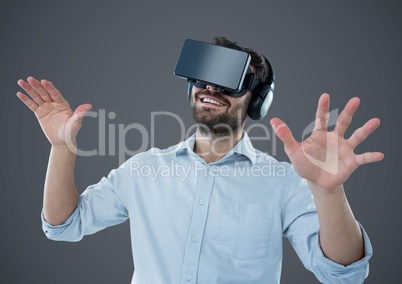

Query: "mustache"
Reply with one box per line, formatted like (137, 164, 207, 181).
(195, 89, 231, 106)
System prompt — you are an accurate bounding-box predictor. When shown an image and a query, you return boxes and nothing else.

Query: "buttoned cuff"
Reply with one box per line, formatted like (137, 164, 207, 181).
(41, 207, 78, 239)
(312, 222, 372, 282)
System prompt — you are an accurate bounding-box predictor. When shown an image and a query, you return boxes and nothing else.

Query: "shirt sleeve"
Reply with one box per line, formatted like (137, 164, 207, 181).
(41, 162, 130, 242)
(282, 168, 372, 284)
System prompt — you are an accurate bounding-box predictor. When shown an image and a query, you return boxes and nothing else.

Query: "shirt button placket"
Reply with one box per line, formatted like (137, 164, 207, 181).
(180, 162, 215, 284)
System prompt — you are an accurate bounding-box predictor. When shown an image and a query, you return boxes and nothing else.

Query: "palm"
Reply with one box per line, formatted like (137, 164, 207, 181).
(271, 94, 383, 191)
(35, 101, 75, 145)
(286, 130, 357, 190)
(17, 77, 92, 146)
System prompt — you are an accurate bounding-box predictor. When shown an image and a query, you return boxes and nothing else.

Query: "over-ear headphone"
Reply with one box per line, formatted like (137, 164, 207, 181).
(247, 57, 275, 120)
(187, 52, 275, 121)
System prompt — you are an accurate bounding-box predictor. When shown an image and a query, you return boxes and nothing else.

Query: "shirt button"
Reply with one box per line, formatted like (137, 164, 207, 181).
(192, 235, 198, 242)
(186, 274, 192, 281)
(199, 199, 205, 205)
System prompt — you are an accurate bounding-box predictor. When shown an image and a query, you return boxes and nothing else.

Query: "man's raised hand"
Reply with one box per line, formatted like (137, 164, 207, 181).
(270, 93, 384, 192)
(16, 76, 92, 148)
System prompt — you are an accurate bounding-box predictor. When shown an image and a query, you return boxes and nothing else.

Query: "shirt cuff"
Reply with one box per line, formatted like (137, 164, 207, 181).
(41, 207, 78, 239)
(312, 222, 372, 280)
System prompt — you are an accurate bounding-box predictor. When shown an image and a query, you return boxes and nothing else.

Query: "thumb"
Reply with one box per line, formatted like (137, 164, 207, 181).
(73, 103, 93, 116)
(270, 117, 298, 151)
(66, 103, 93, 136)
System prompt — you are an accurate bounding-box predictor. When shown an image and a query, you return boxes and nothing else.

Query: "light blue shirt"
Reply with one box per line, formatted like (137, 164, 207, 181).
(42, 132, 372, 284)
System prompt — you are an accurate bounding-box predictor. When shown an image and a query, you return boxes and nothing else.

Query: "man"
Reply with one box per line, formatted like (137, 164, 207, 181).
(16, 36, 383, 283)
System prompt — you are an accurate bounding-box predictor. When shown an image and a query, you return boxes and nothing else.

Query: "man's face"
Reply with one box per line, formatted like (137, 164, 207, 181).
(190, 83, 252, 137)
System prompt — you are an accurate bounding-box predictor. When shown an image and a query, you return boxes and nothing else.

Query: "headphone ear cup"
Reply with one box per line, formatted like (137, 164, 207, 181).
(187, 83, 193, 101)
(247, 84, 274, 120)
(259, 88, 273, 119)
(247, 57, 275, 120)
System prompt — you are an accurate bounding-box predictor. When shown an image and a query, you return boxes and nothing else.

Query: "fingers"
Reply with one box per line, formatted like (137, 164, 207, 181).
(41, 79, 67, 103)
(270, 118, 298, 154)
(18, 77, 69, 109)
(356, 152, 384, 165)
(314, 93, 330, 131)
(334, 97, 360, 137)
(16, 92, 39, 112)
(350, 117, 383, 165)
(348, 118, 381, 148)
(27, 76, 53, 102)
(17, 78, 45, 105)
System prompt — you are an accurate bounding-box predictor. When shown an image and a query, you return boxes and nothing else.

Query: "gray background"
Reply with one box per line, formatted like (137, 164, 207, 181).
(1, 0, 401, 283)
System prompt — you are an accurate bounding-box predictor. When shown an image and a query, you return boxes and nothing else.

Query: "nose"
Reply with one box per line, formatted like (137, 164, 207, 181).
(206, 85, 216, 91)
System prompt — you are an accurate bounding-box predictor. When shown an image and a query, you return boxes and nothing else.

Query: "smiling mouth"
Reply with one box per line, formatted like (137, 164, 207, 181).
(200, 97, 225, 107)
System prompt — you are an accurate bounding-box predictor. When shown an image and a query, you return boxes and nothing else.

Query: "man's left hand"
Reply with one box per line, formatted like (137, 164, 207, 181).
(270, 93, 384, 192)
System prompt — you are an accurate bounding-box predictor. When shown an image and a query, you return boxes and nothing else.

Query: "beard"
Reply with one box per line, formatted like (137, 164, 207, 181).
(191, 90, 251, 139)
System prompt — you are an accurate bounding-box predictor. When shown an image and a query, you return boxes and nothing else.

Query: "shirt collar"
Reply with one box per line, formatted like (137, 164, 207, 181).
(176, 131, 258, 165)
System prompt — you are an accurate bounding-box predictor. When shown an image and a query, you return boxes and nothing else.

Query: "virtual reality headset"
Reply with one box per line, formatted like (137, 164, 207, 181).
(174, 39, 272, 97)
(174, 38, 275, 120)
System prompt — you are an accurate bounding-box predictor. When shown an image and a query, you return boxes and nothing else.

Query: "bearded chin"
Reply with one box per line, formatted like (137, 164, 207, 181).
(192, 105, 248, 139)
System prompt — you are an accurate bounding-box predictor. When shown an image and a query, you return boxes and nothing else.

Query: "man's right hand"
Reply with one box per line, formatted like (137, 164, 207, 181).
(17, 76, 92, 148)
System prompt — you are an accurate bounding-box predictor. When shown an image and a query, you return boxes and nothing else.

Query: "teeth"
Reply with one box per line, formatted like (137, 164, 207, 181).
(202, 98, 223, 106)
